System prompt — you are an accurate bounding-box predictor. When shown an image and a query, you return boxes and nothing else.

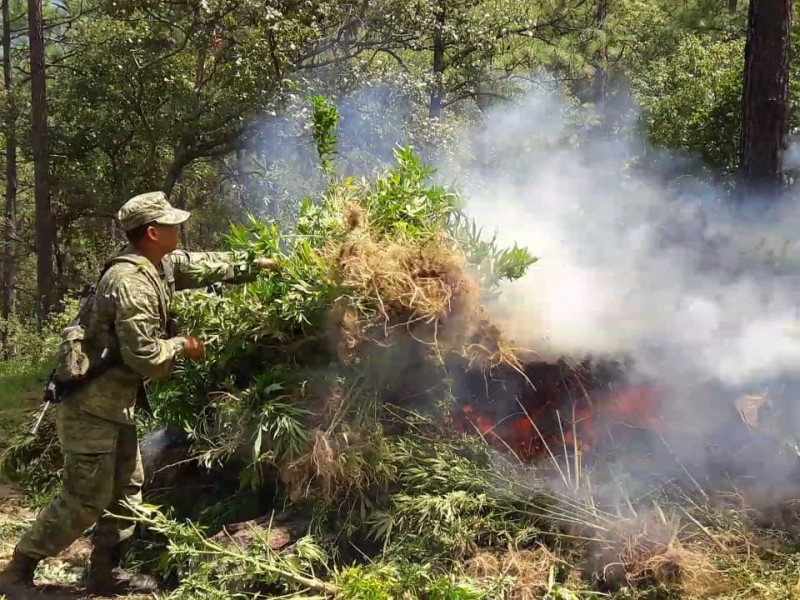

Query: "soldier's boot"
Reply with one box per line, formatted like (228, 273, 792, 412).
(85, 545, 159, 596)
(0, 549, 40, 594)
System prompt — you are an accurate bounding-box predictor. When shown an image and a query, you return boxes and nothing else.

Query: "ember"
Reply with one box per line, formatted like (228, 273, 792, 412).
(452, 359, 664, 462)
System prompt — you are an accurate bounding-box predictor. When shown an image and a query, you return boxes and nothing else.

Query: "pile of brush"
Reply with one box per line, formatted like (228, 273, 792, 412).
(151, 131, 536, 498)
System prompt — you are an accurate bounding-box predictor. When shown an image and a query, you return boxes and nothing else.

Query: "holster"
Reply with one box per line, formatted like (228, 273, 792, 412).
(166, 317, 179, 339)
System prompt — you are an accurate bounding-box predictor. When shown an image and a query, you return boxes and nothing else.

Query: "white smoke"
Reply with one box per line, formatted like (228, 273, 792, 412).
(254, 82, 800, 397)
(441, 88, 800, 392)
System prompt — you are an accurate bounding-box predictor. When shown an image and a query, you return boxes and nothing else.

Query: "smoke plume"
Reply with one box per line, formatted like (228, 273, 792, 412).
(445, 88, 800, 397)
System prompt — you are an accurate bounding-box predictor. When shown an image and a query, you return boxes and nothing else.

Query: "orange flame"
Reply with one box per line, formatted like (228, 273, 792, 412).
(453, 385, 663, 461)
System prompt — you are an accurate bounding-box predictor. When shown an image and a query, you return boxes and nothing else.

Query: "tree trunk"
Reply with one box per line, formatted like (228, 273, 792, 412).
(2, 0, 17, 324)
(163, 142, 188, 198)
(163, 162, 182, 198)
(268, 195, 279, 220)
(729, 0, 738, 12)
(740, 0, 792, 196)
(174, 186, 190, 248)
(593, 0, 608, 111)
(429, 1, 445, 119)
(28, 0, 54, 318)
(52, 224, 65, 312)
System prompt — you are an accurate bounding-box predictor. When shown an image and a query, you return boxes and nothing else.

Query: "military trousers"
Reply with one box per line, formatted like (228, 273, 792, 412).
(16, 402, 144, 560)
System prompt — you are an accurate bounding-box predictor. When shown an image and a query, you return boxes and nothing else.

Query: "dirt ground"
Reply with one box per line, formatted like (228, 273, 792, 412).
(0, 480, 152, 600)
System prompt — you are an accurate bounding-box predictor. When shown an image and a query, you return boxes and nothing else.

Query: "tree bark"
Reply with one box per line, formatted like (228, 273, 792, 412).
(163, 137, 190, 198)
(593, 0, 608, 107)
(163, 158, 183, 198)
(2, 0, 17, 324)
(174, 186, 190, 248)
(429, 1, 445, 119)
(740, 0, 792, 196)
(28, 0, 54, 318)
(729, 0, 738, 12)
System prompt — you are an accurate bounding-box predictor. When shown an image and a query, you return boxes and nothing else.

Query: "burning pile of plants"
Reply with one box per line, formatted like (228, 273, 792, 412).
(124, 100, 800, 599)
(6, 97, 800, 599)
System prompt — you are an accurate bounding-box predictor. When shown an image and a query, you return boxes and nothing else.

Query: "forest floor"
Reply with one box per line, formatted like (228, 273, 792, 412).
(0, 479, 150, 600)
(0, 365, 150, 600)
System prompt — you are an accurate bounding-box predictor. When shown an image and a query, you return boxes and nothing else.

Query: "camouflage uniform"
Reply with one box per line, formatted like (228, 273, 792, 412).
(14, 192, 262, 564)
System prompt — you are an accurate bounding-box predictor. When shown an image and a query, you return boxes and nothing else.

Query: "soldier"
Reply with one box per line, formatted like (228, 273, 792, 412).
(0, 191, 278, 596)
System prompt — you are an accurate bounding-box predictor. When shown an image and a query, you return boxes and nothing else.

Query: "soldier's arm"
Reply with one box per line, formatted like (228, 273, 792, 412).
(166, 250, 263, 291)
(113, 274, 187, 380)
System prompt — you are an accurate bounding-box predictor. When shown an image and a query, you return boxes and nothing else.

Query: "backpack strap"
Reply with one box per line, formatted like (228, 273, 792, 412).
(101, 254, 171, 328)
(73, 255, 149, 324)
(160, 255, 174, 284)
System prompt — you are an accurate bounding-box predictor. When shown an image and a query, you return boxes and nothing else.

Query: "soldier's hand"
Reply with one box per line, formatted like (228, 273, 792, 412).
(256, 257, 280, 271)
(184, 337, 206, 360)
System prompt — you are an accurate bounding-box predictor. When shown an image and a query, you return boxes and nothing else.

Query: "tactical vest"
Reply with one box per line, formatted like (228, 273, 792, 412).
(51, 254, 174, 391)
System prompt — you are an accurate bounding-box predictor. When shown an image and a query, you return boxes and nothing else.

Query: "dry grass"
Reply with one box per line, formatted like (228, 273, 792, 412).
(329, 298, 362, 363)
(582, 510, 736, 597)
(280, 429, 393, 504)
(327, 211, 527, 377)
(334, 233, 479, 326)
(332, 201, 480, 339)
(343, 201, 364, 231)
(735, 393, 770, 431)
(459, 314, 532, 376)
(626, 540, 730, 596)
(464, 545, 573, 599)
(282, 429, 344, 501)
(548, 468, 800, 599)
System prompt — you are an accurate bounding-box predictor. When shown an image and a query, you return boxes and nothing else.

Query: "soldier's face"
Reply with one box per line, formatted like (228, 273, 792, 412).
(147, 223, 180, 253)
(155, 224, 180, 252)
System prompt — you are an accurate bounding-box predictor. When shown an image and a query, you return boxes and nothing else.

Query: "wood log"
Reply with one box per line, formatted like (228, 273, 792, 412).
(210, 513, 312, 553)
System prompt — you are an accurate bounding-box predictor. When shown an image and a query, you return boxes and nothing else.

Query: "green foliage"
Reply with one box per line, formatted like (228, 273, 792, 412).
(0, 409, 62, 505)
(122, 502, 335, 599)
(0, 299, 80, 497)
(365, 146, 462, 237)
(7, 2, 798, 594)
(366, 435, 554, 563)
(121, 103, 549, 598)
(4, 0, 790, 331)
(123, 428, 593, 598)
(148, 140, 538, 512)
(148, 107, 534, 489)
(334, 561, 508, 600)
(125, 500, 513, 599)
(310, 95, 341, 176)
(0, 359, 50, 415)
(632, 36, 744, 173)
(146, 360, 214, 429)
(450, 213, 537, 294)
(2, 1, 800, 598)
(245, 381, 311, 485)
(0, 296, 77, 366)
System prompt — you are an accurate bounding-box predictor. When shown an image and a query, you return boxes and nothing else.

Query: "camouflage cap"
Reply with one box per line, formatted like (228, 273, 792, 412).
(117, 191, 191, 232)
